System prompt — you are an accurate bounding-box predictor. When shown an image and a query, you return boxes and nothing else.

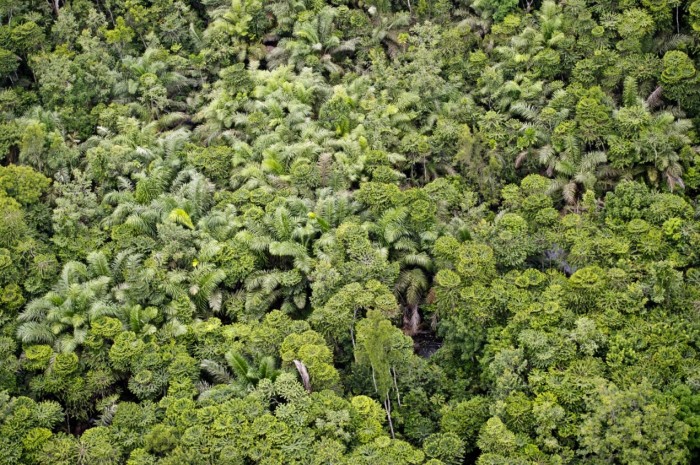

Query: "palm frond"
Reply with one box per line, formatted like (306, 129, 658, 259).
(17, 322, 54, 344)
(225, 352, 250, 382)
(201, 359, 232, 384)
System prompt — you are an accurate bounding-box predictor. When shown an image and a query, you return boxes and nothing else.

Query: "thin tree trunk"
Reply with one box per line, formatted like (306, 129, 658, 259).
(350, 307, 358, 349)
(47, 0, 60, 15)
(391, 366, 401, 407)
(102, 1, 116, 26)
(403, 304, 420, 336)
(384, 397, 395, 439)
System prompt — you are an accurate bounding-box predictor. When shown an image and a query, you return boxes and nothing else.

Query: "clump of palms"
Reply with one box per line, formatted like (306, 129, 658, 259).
(267, 7, 357, 75)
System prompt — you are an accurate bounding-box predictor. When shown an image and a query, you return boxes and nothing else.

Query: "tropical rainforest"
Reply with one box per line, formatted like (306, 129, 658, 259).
(2, 0, 700, 464)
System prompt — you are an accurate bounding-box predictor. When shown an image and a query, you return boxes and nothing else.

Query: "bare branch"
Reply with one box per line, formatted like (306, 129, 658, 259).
(293, 360, 312, 393)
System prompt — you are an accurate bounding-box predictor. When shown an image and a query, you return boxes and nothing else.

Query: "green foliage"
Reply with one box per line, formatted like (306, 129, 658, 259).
(355, 310, 413, 400)
(439, 396, 490, 453)
(11, 21, 45, 55)
(0, 1, 698, 463)
(0, 165, 51, 205)
(473, 0, 519, 22)
(578, 381, 690, 464)
(0, 48, 18, 79)
(0, 392, 64, 464)
(280, 330, 340, 391)
(422, 433, 465, 465)
(661, 51, 700, 108)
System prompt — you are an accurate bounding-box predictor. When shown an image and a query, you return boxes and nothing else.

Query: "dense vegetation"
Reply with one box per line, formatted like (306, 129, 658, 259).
(2, 0, 700, 463)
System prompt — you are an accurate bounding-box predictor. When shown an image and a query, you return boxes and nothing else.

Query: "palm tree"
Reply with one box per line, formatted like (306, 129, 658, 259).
(313, 189, 359, 230)
(170, 169, 215, 220)
(365, 207, 435, 336)
(267, 7, 357, 75)
(17, 256, 112, 353)
(266, 0, 308, 36)
(102, 191, 163, 238)
(114, 47, 195, 118)
(100, 304, 159, 339)
(233, 204, 319, 316)
(201, 351, 280, 387)
(16, 107, 73, 173)
(635, 111, 691, 190)
(203, 0, 269, 65)
(369, 11, 410, 60)
(547, 150, 608, 205)
(395, 268, 429, 336)
(189, 263, 226, 314)
(81, 118, 173, 193)
(609, 88, 691, 191)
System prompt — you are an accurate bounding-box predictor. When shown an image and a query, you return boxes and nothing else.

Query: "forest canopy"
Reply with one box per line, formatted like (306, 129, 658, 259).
(1, 0, 700, 464)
